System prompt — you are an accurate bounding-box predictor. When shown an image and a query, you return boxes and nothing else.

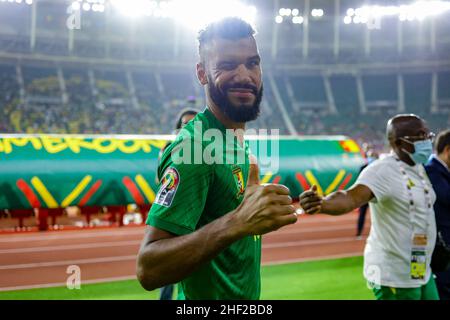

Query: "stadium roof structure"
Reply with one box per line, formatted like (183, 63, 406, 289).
(0, 0, 449, 67)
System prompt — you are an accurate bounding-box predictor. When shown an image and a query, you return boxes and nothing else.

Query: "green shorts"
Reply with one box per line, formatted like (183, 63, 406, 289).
(372, 276, 440, 300)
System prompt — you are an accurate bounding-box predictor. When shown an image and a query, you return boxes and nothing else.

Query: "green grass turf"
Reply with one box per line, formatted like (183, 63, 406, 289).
(0, 256, 373, 300)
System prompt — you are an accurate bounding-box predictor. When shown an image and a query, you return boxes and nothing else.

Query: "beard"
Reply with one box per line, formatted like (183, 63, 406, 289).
(207, 75, 263, 123)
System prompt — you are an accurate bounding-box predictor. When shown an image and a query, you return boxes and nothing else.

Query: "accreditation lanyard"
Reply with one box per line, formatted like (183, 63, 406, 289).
(395, 158, 433, 280)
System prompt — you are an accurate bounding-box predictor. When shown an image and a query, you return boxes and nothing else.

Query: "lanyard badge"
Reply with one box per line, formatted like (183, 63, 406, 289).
(410, 233, 428, 280)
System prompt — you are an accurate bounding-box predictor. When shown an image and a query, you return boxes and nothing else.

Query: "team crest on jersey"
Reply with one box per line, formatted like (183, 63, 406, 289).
(155, 167, 180, 207)
(232, 166, 245, 197)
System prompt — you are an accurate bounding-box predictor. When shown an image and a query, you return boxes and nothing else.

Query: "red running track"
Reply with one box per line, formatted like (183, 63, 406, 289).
(0, 211, 370, 291)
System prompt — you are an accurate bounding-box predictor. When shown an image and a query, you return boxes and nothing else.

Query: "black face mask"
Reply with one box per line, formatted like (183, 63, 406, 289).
(207, 75, 263, 123)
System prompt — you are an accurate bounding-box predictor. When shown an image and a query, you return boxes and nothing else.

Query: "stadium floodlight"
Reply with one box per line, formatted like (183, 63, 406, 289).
(110, 0, 155, 17)
(292, 8, 299, 16)
(279, 8, 291, 16)
(92, 4, 101, 12)
(71, 1, 80, 10)
(82, 2, 91, 11)
(311, 9, 324, 17)
(343, 16, 352, 24)
(15, 0, 23, 4)
(110, 0, 257, 30)
(275, 15, 283, 24)
(348, 1, 450, 25)
(25, 0, 32, 4)
(168, 0, 257, 31)
(292, 16, 304, 24)
(353, 16, 361, 24)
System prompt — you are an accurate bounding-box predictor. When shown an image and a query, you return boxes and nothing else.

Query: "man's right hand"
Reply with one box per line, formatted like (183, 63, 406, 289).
(299, 185, 323, 214)
(232, 161, 297, 236)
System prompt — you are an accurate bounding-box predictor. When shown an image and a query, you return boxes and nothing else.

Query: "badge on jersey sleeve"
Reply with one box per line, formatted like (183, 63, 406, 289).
(154, 167, 180, 207)
(232, 166, 245, 197)
(410, 234, 428, 280)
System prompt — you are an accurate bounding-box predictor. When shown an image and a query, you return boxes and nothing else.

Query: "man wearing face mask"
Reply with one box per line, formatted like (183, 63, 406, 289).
(299, 114, 439, 300)
(425, 130, 450, 299)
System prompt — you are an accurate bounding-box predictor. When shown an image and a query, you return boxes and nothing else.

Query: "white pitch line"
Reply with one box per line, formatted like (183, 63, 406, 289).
(0, 253, 365, 292)
(0, 255, 136, 270)
(0, 228, 145, 243)
(262, 252, 363, 266)
(0, 240, 140, 254)
(295, 214, 363, 224)
(271, 224, 363, 236)
(0, 275, 138, 292)
(0, 215, 365, 243)
(0, 236, 366, 269)
(262, 236, 366, 249)
(0, 225, 365, 254)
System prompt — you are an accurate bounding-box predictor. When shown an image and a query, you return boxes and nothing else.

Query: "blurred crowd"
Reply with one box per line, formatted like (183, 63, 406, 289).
(1, 69, 448, 154)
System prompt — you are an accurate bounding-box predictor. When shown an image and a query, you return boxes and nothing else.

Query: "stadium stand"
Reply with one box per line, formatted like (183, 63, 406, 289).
(0, 1, 449, 147)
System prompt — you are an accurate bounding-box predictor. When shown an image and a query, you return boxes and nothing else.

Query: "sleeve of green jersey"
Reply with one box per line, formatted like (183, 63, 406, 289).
(146, 139, 213, 235)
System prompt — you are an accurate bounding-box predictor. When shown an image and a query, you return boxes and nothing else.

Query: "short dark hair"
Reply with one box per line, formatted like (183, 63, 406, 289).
(197, 17, 256, 61)
(435, 129, 450, 154)
(175, 108, 198, 130)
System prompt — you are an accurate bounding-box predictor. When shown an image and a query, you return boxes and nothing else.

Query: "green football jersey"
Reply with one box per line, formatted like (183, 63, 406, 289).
(146, 107, 262, 300)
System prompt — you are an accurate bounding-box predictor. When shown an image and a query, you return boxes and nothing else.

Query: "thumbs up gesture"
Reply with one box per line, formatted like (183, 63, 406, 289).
(247, 154, 260, 186)
(230, 154, 297, 236)
(299, 185, 323, 215)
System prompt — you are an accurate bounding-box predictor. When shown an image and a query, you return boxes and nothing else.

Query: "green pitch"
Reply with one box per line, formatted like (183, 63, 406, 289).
(0, 256, 373, 300)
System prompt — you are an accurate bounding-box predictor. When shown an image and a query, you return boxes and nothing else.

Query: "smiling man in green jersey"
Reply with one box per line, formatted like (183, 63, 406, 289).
(136, 17, 298, 299)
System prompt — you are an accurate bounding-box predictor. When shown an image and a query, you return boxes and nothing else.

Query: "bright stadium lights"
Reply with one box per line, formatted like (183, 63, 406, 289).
(109, 0, 257, 30)
(71, 1, 81, 10)
(168, 0, 257, 31)
(82, 2, 90, 11)
(1, 0, 32, 4)
(311, 8, 324, 17)
(345, 1, 450, 26)
(276, 7, 305, 25)
(279, 8, 291, 16)
(343, 15, 352, 24)
(110, 0, 154, 17)
(292, 16, 304, 24)
(92, 3, 103, 12)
